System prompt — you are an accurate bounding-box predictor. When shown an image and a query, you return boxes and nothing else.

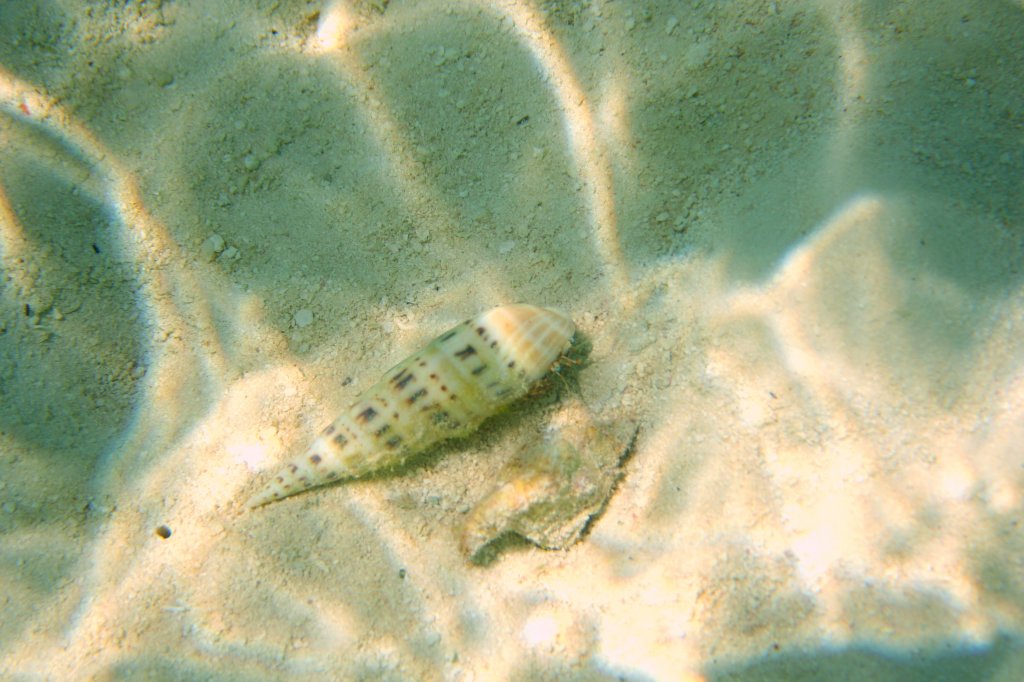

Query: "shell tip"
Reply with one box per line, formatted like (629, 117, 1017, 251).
(245, 489, 273, 510)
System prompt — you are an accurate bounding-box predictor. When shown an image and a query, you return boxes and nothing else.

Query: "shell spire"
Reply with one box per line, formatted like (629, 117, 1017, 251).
(246, 304, 575, 508)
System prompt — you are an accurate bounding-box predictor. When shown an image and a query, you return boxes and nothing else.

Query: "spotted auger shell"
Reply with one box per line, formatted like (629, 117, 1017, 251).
(246, 304, 576, 508)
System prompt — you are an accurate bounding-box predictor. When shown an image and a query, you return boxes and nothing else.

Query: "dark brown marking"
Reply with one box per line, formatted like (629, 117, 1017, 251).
(439, 329, 457, 342)
(440, 385, 448, 392)
(476, 326, 486, 336)
(407, 387, 428, 404)
(455, 345, 477, 359)
(386, 435, 403, 448)
(508, 360, 516, 368)
(323, 424, 336, 436)
(429, 373, 438, 380)
(430, 410, 452, 426)
(310, 454, 322, 464)
(419, 360, 427, 367)
(395, 372, 415, 389)
(288, 464, 298, 473)
(356, 406, 378, 423)
(375, 424, 391, 436)
(471, 365, 486, 375)
(490, 340, 497, 348)
(333, 433, 348, 447)
(277, 476, 285, 483)
(155, 525, 171, 539)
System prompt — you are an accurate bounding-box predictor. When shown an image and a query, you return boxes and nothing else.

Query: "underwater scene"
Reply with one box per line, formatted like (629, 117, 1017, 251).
(1, 0, 1022, 679)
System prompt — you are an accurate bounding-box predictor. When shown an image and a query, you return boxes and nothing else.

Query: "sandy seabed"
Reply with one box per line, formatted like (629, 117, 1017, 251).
(1, 0, 1023, 680)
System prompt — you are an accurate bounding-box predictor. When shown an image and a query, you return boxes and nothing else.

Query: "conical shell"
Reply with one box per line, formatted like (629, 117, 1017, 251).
(246, 304, 575, 508)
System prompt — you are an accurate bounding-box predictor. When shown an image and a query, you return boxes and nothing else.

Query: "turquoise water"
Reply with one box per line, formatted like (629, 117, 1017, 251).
(1, 0, 1022, 679)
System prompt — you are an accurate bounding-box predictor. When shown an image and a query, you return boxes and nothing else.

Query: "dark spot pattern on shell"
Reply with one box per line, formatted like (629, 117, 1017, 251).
(455, 345, 477, 359)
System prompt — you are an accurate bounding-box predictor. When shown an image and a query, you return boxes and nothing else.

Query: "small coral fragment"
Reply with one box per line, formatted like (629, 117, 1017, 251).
(460, 404, 636, 562)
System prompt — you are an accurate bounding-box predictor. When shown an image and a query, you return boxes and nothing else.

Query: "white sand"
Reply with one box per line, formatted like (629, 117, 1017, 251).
(1, 0, 1022, 679)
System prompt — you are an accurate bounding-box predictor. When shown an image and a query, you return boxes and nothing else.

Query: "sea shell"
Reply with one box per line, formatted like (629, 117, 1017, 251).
(247, 304, 575, 508)
(459, 399, 637, 562)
